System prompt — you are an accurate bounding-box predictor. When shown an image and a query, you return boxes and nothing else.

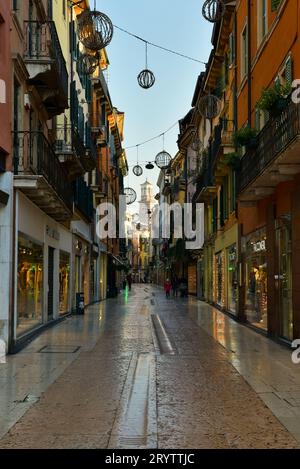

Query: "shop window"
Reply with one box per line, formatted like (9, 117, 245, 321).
(214, 252, 225, 307)
(227, 245, 238, 314)
(243, 227, 268, 330)
(17, 233, 43, 336)
(59, 251, 70, 315)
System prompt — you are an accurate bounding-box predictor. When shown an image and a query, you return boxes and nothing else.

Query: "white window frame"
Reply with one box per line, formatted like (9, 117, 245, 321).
(257, 0, 268, 47)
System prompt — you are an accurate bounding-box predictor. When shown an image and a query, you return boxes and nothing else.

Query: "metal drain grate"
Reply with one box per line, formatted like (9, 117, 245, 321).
(38, 345, 80, 354)
(118, 436, 148, 447)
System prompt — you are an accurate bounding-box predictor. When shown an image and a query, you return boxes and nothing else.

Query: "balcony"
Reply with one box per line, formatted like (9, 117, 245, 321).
(13, 132, 73, 221)
(193, 150, 217, 203)
(73, 177, 94, 222)
(171, 176, 186, 200)
(24, 21, 68, 117)
(238, 102, 300, 203)
(52, 126, 86, 180)
(211, 120, 235, 180)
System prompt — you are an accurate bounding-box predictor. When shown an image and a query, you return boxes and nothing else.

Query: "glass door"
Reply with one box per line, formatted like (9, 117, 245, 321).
(276, 216, 293, 341)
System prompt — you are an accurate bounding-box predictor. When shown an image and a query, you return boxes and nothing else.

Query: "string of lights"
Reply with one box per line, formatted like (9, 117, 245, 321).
(114, 25, 207, 65)
(125, 121, 179, 150)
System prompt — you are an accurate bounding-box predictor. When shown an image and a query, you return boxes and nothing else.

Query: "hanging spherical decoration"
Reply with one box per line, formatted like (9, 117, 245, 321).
(137, 69, 156, 89)
(77, 10, 114, 52)
(124, 187, 137, 205)
(198, 94, 222, 119)
(202, 0, 226, 23)
(146, 162, 155, 170)
(133, 165, 143, 177)
(155, 151, 172, 169)
(79, 52, 99, 75)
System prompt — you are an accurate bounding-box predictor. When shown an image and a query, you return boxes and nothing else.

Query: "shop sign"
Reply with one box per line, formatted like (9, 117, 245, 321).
(253, 240, 266, 253)
(228, 247, 236, 262)
(46, 225, 60, 241)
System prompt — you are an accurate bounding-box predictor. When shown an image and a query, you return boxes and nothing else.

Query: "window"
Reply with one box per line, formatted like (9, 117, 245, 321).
(241, 23, 248, 80)
(278, 55, 293, 86)
(257, 0, 268, 46)
(271, 0, 282, 11)
(229, 32, 235, 66)
(254, 108, 269, 132)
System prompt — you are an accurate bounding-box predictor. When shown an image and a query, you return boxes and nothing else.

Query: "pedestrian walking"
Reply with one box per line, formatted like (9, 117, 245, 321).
(127, 273, 132, 292)
(164, 279, 172, 299)
(171, 276, 178, 298)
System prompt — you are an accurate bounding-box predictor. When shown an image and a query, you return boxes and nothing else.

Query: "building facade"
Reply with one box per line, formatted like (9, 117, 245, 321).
(0, 0, 127, 353)
(160, 0, 300, 344)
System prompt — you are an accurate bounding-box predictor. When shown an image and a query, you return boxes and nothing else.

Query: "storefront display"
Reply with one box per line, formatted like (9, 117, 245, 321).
(17, 233, 43, 336)
(244, 227, 268, 331)
(214, 252, 225, 307)
(227, 245, 238, 314)
(59, 251, 70, 315)
(276, 215, 293, 341)
(188, 263, 197, 295)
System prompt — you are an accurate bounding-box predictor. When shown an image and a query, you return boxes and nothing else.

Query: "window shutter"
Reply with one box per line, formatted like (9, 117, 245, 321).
(271, 0, 281, 11)
(255, 108, 260, 131)
(285, 55, 293, 85)
(229, 33, 235, 65)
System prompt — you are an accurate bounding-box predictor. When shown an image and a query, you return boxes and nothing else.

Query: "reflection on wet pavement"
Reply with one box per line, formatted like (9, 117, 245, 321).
(0, 285, 299, 448)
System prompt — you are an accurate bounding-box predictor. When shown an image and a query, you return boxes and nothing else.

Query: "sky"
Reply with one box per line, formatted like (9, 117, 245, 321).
(96, 0, 213, 208)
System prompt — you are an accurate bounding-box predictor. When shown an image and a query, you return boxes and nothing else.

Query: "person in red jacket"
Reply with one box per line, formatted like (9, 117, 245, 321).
(164, 279, 172, 299)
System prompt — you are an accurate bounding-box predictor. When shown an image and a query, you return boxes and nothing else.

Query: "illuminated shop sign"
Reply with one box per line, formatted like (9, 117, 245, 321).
(252, 240, 266, 252)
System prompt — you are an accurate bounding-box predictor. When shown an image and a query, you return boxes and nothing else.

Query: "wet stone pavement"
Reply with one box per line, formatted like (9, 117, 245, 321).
(0, 285, 299, 449)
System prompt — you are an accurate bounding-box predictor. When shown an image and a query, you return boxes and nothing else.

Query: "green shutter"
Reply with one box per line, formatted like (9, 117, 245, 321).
(271, 0, 281, 12)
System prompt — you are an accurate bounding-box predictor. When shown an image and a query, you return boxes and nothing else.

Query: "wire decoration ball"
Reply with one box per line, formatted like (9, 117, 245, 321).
(133, 165, 143, 177)
(79, 52, 99, 75)
(77, 10, 114, 51)
(198, 94, 222, 119)
(155, 151, 172, 169)
(124, 188, 137, 205)
(137, 69, 156, 89)
(202, 0, 226, 23)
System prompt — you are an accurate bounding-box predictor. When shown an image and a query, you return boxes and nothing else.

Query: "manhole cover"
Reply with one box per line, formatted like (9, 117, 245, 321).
(38, 345, 80, 354)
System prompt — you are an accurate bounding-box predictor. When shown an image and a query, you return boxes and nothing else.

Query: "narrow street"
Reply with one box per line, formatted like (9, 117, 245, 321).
(0, 285, 299, 449)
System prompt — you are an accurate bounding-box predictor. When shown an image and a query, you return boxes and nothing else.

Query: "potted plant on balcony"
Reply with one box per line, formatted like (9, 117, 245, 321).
(223, 151, 241, 170)
(258, 82, 292, 117)
(234, 127, 258, 149)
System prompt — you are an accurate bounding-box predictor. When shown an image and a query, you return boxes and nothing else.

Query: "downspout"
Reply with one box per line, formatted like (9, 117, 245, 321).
(247, 0, 252, 126)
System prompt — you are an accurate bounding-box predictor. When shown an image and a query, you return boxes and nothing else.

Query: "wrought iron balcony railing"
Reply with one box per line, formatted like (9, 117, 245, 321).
(52, 125, 87, 179)
(24, 21, 68, 100)
(238, 102, 300, 194)
(13, 131, 73, 213)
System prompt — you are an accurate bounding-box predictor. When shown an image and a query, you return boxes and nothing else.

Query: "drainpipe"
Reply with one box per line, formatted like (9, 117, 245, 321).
(233, 10, 238, 131)
(247, 0, 252, 126)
